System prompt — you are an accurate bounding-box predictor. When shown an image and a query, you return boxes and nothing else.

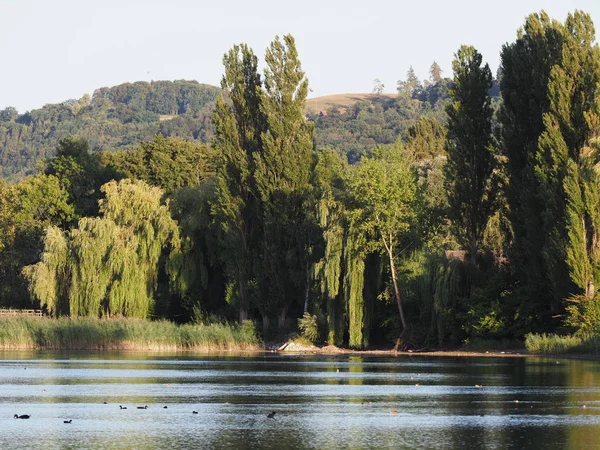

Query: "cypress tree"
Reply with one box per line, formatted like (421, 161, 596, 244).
(444, 45, 497, 265)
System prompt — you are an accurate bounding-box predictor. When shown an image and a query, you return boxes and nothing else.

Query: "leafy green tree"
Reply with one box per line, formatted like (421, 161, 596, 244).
(45, 136, 114, 218)
(347, 145, 416, 332)
(444, 45, 497, 265)
(405, 116, 447, 161)
(0, 175, 74, 307)
(103, 134, 217, 194)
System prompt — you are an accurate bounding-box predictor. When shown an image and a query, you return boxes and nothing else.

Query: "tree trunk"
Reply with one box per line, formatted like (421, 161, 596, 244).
(262, 314, 270, 335)
(238, 270, 248, 324)
(469, 238, 478, 266)
(278, 307, 287, 330)
(586, 279, 595, 299)
(304, 262, 310, 314)
(387, 247, 407, 331)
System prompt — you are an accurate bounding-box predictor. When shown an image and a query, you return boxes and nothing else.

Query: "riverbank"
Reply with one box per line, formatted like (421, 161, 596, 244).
(0, 316, 261, 351)
(275, 340, 600, 361)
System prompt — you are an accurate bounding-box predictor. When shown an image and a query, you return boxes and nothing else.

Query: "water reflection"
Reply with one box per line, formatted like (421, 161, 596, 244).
(0, 352, 600, 449)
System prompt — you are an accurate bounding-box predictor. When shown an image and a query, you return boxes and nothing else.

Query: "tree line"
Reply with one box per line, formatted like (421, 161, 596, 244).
(1, 10, 600, 348)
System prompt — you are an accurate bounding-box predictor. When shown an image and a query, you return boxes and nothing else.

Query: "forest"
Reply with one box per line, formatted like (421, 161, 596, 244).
(1, 10, 599, 351)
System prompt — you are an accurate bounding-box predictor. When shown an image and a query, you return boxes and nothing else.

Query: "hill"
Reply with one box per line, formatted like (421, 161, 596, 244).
(305, 93, 397, 115)
(0, 80, 220, 180)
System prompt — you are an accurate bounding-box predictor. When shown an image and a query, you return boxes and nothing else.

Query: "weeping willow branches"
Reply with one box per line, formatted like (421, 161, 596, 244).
(25, 179, 180, 318)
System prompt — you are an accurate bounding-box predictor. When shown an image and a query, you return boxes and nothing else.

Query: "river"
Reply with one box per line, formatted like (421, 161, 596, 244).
(0, 351, 599, 449)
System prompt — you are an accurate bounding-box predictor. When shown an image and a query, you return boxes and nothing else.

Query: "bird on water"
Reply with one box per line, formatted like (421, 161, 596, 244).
(137, 406, 148, 410)
(192, 411, 198, 414)
(64, 420, 72, 424)
(14, 414, 30, 419)
(119, 405, 127, 410)
(267, 411, 276, 418)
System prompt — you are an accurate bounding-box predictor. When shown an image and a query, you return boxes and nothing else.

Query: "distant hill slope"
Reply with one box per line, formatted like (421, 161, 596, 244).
(305, 93, 397, 114)
(0, 80, 220, 180)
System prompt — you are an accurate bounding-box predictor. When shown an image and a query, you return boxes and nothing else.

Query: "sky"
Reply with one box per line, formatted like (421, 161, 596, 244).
(0, 0, 599, 113)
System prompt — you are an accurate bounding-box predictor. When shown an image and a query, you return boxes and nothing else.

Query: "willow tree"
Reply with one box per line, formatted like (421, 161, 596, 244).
(212, 43, 266, 324)
(444, 45, 497, 265)
(26, 179, 180, 318)
(313, 149, 348, 345)
(254, 34, 317, 328)
(347, 145, 416, 333)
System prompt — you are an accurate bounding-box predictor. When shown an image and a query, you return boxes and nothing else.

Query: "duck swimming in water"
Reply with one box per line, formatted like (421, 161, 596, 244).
(267, 411, 276, 418)
(137, 406, 148, 410)
(119, 405, 127, 410)
(14, 414, 30, 419)
(64, 420, 72, 424)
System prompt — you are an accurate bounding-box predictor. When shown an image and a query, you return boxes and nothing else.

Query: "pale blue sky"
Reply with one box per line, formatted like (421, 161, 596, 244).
(0, 0, 599, 112)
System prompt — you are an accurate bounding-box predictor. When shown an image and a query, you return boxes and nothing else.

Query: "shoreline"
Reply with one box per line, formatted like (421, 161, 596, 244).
(0, 343, 598, 361)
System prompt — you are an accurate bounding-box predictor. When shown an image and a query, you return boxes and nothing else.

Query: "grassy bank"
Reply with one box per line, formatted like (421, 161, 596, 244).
(525, 332, 600, 355)
(0, 317, 261, 351)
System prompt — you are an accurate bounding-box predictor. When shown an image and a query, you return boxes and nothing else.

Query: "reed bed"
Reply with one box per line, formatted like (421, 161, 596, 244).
(0, 317, 261, 351)
(525, 332, 600, 355)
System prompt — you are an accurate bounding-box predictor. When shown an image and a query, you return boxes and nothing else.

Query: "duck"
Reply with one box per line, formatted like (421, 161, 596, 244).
(267, 411, 276, 418)
(14, 414, 30, 419)
(192, 411, 198, 414)
(163, 406, 168, 409)
(64, 420, 72, 424)
(580, 403, 587, 408)
(390, 410, 399, 415)
(137, 406, 148, 410)
(119, 405, 127, 410)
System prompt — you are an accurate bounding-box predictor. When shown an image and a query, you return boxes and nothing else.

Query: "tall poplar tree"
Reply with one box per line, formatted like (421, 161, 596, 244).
(539, 11, 600, 302)
(499, 11, 565, 319)
(444, 45, 497, 265)
(213, 44, 266, 324)
(254, 34, 317, 328)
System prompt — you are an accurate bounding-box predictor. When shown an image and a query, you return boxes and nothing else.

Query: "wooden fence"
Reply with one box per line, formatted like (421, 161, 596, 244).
(0, 309, 43, 317)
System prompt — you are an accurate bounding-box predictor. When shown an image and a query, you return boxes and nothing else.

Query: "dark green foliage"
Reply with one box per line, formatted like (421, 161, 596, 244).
(102, 134, 217, 194)
(212, 42, 266, 324)
(444, 45, 498, 264)
(499, 11, 566, 321)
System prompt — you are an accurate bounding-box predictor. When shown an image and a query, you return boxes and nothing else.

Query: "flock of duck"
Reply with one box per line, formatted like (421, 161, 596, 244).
(13, 405, 278, 422)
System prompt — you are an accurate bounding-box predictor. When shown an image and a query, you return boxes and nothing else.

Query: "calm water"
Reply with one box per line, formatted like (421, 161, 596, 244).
(0, 352, 599, 449)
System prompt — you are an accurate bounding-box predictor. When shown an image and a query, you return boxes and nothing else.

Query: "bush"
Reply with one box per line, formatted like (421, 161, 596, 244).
(298, 313, 319, 344)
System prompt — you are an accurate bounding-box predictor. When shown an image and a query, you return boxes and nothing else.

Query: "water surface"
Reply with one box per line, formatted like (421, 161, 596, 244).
(0, 351, 599, 449)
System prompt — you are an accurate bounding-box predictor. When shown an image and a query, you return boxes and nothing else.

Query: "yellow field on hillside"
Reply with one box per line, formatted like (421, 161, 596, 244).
(304, 93, 397, 114)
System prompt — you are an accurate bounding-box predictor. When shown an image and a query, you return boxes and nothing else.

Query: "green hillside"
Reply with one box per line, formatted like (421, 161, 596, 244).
(0, 80, 220, 179)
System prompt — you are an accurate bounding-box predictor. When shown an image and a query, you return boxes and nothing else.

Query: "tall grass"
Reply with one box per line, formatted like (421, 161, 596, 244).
(0, 317, 260, 351)
(525, 333, 600, 355)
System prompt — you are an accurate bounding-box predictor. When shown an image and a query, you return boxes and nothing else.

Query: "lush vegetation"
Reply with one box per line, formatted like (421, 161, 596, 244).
(0, 317, 259, 350)
(1, 10, 600, 353)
